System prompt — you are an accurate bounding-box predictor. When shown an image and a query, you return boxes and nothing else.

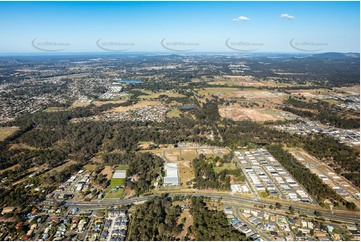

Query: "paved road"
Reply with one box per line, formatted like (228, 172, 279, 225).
(233, 157, 260, 201)
(43, 192, 359, 224)
(230, 204, 272, 241)
(291, 149, 359, 206)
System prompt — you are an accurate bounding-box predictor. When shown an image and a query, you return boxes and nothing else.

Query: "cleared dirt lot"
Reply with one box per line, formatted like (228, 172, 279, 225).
(219, 106, 279, 122)
(101, 166, 113, 180)
(335, 84, 360, 94)
(210, 76, 291, 87)
(197, 88, 286, 106)
(199, 87, 284, 99)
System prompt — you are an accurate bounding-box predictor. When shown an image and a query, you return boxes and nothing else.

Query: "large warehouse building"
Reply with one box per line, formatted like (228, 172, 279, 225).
(163, 163, 179, 186)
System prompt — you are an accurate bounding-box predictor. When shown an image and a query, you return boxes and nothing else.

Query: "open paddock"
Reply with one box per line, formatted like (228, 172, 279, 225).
(138, 91, 186, 99)
(104, 189, 124, 199)
(213, 163, 238, 173)
(44, 107, 70, 112)
(179, 150, 198, 161)
(197, 87, 286, 105)
(210, 76, 291, 87)
(219, 106, 290, 122)
(178, 161, 195, 188)
(0, 126, 19, 141)
(335, 85, 360, 95)
(47, 160, 77, 173)
(105, 100, 160, 113)
(92, 100, 128, 107)
(167, 108, 181, 118)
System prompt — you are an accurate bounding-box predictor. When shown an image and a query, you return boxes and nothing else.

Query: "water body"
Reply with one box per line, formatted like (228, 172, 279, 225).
(117, 79, 142, 84)
(180, 105, 196, 110)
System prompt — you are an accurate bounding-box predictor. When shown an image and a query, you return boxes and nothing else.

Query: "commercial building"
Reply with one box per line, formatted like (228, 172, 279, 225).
(163, 163, 179, 186)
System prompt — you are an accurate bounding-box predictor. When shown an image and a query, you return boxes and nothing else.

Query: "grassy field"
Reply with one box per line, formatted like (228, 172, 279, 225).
(167, 108, 181, 118)
(138, 91, 185, 99)
(116, 165, 129, 170)
(197, 87, 286, 106)
(197, 87, 241, 99)
(106, 100, 160, 113)
(178, 161, 195, 188)
(0, 126, 19, 141)
(179, 150, 199, 161)
(84, 164, 97, 172)
(71, 101, 92, 107)
(323, 99, 341, 104)
(209, 75, 292, 88)
(92, 100, 128, 106)
(213, 163, 237, 173)
(47, 160, 77, 173)
(110, 178, 126, 187)
(44, 107, 70, 112)
(104, 189, 124, 199)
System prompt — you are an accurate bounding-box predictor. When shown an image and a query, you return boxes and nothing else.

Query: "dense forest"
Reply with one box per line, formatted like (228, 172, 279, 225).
(127, 196, 183, 240)
(190, 196, 247, 240)
(127, 195, 247, 241)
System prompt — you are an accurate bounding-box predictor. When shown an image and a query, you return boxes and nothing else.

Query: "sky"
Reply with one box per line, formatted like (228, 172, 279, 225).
(0, 1, 359, 53)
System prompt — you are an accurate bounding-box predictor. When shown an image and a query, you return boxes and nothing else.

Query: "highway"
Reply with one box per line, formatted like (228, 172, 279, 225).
(44, 192, 360, 224)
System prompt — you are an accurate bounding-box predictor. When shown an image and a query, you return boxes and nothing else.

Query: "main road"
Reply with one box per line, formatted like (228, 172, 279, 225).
(44, 192, 360, 224)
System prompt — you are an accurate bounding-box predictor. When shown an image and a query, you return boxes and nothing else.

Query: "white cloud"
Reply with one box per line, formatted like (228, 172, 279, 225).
(233, 16, 250, 22)
(280, 13, 295, 20)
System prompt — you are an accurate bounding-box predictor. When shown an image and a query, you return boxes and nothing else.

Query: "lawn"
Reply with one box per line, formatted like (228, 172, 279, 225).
(104, 189, 124, 199)
(110, 178, 126, 187)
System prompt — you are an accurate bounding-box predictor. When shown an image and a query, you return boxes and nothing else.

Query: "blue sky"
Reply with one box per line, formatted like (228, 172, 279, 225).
(0, 1, 359, 53)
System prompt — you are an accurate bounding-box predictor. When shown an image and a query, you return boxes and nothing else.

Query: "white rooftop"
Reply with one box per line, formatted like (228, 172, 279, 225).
(113, 170, 126, 179)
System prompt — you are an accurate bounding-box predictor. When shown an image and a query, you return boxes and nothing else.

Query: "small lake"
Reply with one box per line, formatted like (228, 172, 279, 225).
(117, 79, 142, 84)
(180, 105, 196, 110)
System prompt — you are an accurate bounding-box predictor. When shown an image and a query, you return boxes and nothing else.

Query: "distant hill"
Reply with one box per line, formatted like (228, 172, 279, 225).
(312, 52, 360, 59)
